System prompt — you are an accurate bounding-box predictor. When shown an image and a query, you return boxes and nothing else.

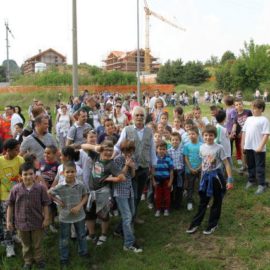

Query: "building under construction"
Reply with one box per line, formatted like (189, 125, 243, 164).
(103, 49, 160, 73)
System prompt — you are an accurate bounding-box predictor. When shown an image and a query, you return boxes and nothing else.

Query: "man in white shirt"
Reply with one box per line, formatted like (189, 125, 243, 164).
(149, 90, 167, 111)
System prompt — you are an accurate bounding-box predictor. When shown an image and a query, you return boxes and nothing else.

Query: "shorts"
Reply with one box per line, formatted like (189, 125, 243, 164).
(85, 202, 109, 222)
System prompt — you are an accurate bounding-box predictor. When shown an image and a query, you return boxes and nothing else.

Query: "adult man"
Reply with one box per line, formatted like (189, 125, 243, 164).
(66, 109, 91, 146)
(149, 90, 167, 111)
(75, 96, 96, 128)
(20, 115, 57, 161)
(115, 106, 156, 223)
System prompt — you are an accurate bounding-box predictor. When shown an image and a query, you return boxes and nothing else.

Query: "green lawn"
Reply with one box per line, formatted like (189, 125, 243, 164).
(1, 93, 270, 270)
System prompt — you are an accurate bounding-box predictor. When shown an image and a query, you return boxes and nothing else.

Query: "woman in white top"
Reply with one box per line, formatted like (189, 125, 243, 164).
(113, 102, 128, 133)
(56, 104, 74, 149)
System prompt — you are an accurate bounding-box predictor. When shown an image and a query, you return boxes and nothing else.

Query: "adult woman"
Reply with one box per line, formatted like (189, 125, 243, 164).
(56, 104, 73, 149)
(113, 102, 128, 132)
(14, 106, 25, 124)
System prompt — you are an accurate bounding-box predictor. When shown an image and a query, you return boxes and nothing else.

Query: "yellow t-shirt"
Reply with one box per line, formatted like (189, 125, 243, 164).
(0, 155, 24, 201)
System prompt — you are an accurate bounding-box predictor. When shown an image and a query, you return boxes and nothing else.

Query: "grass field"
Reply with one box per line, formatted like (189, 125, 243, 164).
(0, 92, 270, 270)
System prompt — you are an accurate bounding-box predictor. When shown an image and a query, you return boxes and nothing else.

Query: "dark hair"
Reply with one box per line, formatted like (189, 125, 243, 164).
(188, 126, 199, 135)
(224, 95, 234, 106)
(34, 114, 49, 125)
(3, 139, 20, 151)
(61, 146, 80, 161)
(215, 110, 226, 124)
(185, 119, 194, 126)
(234, 98, 243, 103)
(252, 99, 265, 112)
(15, 122, 24, 129)
(156, 140, 167, 149)
(171, 132, 181, 140)
(192, 105, 201, 111)
(23, 153, 37, 164)
(45, 145, 58, 154)
(19, 162, 36, 175)
(120, 140, 135, 153)
(203, 124, 217, 137)
(63, 161, 77, 171)
(160, 112, 169, 118)
(100, 140, 114, 152)
(174, 106, 184, 115)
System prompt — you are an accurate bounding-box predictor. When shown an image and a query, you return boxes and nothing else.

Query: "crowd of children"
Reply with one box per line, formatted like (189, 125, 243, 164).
(0, 90, 269, 269)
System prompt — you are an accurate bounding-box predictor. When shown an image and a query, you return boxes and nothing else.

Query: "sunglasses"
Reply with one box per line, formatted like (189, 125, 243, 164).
(116, 105, 122, 108)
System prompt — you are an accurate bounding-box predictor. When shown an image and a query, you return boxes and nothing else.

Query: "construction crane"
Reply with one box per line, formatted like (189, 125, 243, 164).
(144, 0, 186, 73)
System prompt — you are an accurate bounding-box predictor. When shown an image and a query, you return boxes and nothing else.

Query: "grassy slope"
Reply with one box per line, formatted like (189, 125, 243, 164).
(0, 92, 270, 270)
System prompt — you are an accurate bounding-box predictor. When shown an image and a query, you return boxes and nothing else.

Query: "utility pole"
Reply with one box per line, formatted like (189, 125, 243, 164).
(136, 0, 141, 105)
(4, 22, 14, 83)
(72, 0, 79, 97)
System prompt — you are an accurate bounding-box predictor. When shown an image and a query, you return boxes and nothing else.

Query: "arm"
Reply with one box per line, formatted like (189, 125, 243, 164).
(70, 194, 88, 215)
(184, 156, 196, 174)
(168, 169, 174, 187)
(241, 131, 245, 153)
(42, 205, 50, 228)
(6, 205, 14, 231)
(223, 158, 233, 190)
(105, 173, 126, 183)
(256, 134, 269, 152)
(81, 143, 101, 152)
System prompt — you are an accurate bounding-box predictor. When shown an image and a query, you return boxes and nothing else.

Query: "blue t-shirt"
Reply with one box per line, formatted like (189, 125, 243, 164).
(183, 141, 202, 173)
(154, 155, 174, 182)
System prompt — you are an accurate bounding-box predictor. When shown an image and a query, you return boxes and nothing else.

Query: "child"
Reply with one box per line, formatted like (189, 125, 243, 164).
(215, 110, 233, 189)
(40, 145, 60, 233)
(232, 98, 252, 170)
(152, 140, 174, 217)
(183, 127, 202, 211)
(85, 140, 125, 246)
(48, 161, 88, 268)
(209, 105, 221, 126)
(159, 112, 172, 133)
(181, 119, 195, 146)
(113, 140, 143, 253)
(172, 117, 185, 137)
(13, 122, 24, 143)
(0, 139, 24, 257)
(7, 162, 50, 270)
(97, 118, 119, 145)
(242, 100, 270, 195)
(186, 125, 232, 235)
(167, 132, 185, 210)
(192, 106, 209, 131)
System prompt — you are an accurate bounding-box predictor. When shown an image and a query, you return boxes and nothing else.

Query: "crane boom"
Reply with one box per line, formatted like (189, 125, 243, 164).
(146, 7, 186, 32)
(143, 1, 186, 74)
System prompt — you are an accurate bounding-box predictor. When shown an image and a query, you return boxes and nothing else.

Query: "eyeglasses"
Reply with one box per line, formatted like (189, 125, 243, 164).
(135, 114, 144, 117)
(116, 105, 122, 108)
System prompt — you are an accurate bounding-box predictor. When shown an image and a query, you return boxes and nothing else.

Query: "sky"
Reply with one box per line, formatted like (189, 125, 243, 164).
(1, 0, 270, 67)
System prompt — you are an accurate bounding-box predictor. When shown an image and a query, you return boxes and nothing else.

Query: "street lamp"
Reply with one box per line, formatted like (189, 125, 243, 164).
(136, 0, 141, 105)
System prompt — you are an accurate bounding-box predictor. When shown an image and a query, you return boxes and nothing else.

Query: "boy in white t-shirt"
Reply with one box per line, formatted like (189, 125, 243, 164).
(242, 100, 270, 194)
(215, 110, 233, 189)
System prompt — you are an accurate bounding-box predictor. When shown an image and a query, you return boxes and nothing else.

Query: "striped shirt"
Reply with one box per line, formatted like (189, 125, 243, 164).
(154, 154, 174, 182)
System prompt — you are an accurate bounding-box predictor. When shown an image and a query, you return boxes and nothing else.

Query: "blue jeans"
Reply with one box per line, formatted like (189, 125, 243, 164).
(115, 197, 135, 248)
(59, 220, 88, 262)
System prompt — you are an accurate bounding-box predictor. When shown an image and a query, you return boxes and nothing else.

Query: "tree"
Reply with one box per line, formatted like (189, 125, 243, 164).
(2, 59, 21, 78)
(0, 66, 6, 82)
(220, 51, 236, 64)
(183, 61, 210, 84)
(205, 55, 219, 66)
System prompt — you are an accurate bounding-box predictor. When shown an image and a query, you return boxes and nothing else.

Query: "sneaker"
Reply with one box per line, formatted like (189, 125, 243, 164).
(22, 264, 32, 270)
(245, 181, 254, 190)
(203, 225, 218, 235)
(186, 226, 198, 234)
(155, 210, 161, 217)
(237, 160, 243, 166)
(123, 243, 143, 253)
(36, 261, 46, 270)
(113, 209, 119, 217)
(255, 185, 266, 195)
(141, 194, 146, 201)
(187, 203, 193, 211)
(6, 245, 15, 257)
(96, 235, 107, 246)
(86, 234, 97, 243)
(164, 209, 169, 216)
(147, 203, 154, 210)
(49, 224, 58, 233)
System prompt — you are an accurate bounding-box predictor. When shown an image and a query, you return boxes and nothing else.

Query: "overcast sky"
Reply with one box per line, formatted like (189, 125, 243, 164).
(1, 0, 270, 67)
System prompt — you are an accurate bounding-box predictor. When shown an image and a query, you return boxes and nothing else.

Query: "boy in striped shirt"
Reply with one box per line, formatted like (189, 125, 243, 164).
(152, 140, 174, 217)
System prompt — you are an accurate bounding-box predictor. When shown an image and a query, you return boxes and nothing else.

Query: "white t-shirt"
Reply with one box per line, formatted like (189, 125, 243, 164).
(215, 124, 231, 158)
(11, 113, 23, 136)
(242, 116, 270, 151)
(149, 96, 167, 110)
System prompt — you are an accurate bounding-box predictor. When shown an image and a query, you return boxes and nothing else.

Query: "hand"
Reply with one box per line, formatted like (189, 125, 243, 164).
(152, 180, 157, 187)
(167, 182, 172, 188)
(255, 147, 263, 153)
(70, 205, 81, 215)
(7, 221, 13, 231)
(42, 219, 50, 228)
(118, 174, 126, 182)
(226, 183, 234, 190)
